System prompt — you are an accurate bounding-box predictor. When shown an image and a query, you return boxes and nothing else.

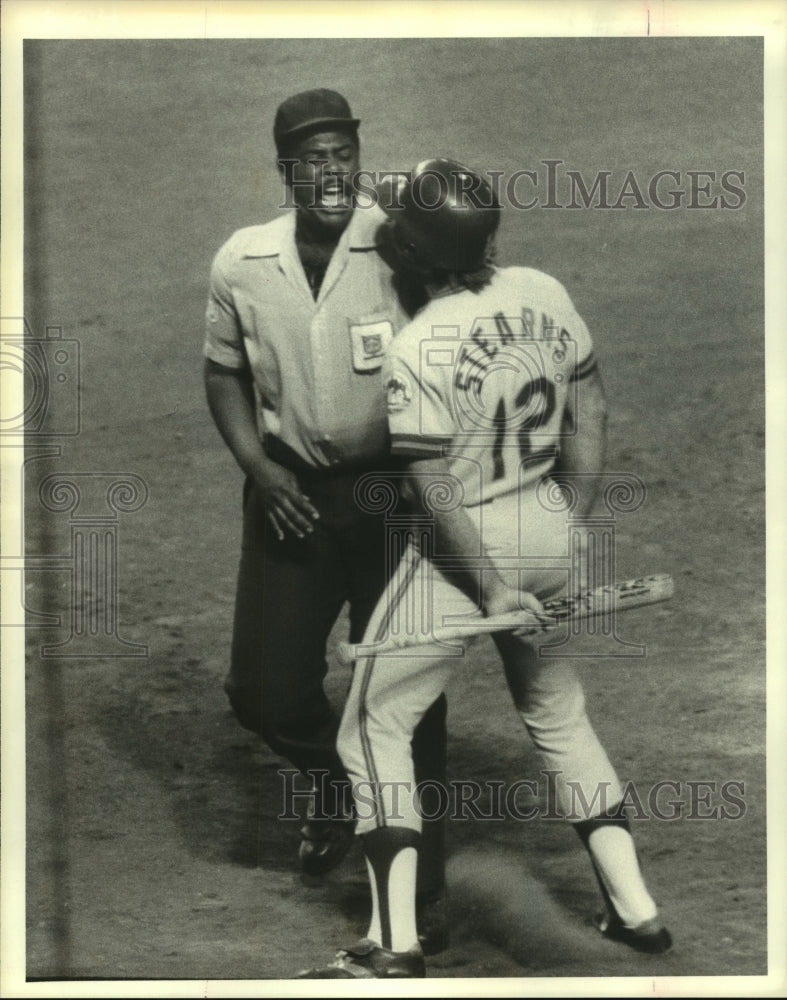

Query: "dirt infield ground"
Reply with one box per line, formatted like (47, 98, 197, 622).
(19, 35, 768, 986)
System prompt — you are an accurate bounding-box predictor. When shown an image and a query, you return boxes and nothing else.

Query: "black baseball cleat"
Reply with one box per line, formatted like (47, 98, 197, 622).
(296, 938, 426, 978)
(596, 912, 673, 954)
(298, 818, 356, 876)
(417, 892, 450, 956)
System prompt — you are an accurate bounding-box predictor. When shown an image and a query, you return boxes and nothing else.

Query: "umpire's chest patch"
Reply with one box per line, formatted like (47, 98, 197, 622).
(349, 319, 394, 372)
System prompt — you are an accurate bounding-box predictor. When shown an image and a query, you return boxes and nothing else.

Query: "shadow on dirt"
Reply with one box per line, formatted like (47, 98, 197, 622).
(91, 655, 301, 874)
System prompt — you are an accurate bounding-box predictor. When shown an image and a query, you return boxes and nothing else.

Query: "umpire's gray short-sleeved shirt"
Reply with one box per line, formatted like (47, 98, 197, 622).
(205, 204, 407, 469)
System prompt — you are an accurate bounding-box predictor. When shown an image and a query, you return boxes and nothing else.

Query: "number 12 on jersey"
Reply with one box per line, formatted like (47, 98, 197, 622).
(491, 375, 558, 481)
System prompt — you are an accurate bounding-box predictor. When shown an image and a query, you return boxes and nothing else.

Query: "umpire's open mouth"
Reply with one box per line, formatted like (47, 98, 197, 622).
(315, 180, 353, 213)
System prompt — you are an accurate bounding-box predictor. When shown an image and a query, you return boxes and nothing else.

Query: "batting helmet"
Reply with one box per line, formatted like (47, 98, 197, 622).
(378, 158, 501, 273)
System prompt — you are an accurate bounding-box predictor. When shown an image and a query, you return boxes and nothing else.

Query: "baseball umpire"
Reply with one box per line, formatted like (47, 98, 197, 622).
(299, 158, 672, 978)
(203, 91, 447, 947)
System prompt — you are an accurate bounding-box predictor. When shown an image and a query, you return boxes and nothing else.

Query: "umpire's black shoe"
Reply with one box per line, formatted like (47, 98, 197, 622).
(416, 892, 450, 956)
(296, 938, 426, 979)
(597, 912, 673, 954)
(298, 818, 356, 876)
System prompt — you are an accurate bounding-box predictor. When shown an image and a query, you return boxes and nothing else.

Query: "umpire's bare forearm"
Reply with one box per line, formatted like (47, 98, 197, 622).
(204, 358, 270, 482)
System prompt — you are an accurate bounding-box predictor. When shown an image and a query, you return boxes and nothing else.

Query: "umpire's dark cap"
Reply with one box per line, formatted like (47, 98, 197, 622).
(274, 89, 360, 150)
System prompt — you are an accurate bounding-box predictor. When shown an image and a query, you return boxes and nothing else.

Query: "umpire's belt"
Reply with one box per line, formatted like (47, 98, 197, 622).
(263, 434, 402, 482)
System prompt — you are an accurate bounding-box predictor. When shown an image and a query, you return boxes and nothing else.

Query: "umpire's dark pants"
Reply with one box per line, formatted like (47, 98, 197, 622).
(224, 459, 447, 897)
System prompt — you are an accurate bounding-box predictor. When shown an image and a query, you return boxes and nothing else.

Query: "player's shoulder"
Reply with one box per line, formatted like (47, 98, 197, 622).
(386, 290, 467, 378)
(496, 266, 587, 324)
(496, 265, 573, 299)
(389, 313, 424, 361)
(392, 273, 499, 344)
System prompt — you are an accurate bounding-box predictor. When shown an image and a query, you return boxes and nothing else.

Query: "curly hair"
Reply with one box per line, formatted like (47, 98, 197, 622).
(436, 240, 498, 294)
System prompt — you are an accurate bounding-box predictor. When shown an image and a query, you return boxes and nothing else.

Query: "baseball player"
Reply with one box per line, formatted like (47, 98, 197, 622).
(299, 159, 672, 978)
(203, 91, 448, 946)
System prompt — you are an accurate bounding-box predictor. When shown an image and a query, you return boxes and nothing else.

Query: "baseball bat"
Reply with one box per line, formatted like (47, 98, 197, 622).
(337, 573, 674, 663)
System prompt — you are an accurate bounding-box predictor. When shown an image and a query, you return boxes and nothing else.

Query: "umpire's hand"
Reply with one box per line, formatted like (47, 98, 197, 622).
(203, 361, 320, 541)
(255, 458, 320, 540)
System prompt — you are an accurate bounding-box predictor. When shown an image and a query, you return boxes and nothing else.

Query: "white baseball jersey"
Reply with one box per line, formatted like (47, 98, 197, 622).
(383, 266, 597, 506)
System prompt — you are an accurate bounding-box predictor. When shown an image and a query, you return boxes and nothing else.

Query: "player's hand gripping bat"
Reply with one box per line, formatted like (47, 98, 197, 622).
(337, 573, 674, 664)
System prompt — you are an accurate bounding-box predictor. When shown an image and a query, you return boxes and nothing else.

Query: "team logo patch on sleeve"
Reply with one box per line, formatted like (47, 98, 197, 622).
(386, 372, 413, 414)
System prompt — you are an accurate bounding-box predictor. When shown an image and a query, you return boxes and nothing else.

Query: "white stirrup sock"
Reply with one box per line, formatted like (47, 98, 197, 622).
(363, 828, 420, 952)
